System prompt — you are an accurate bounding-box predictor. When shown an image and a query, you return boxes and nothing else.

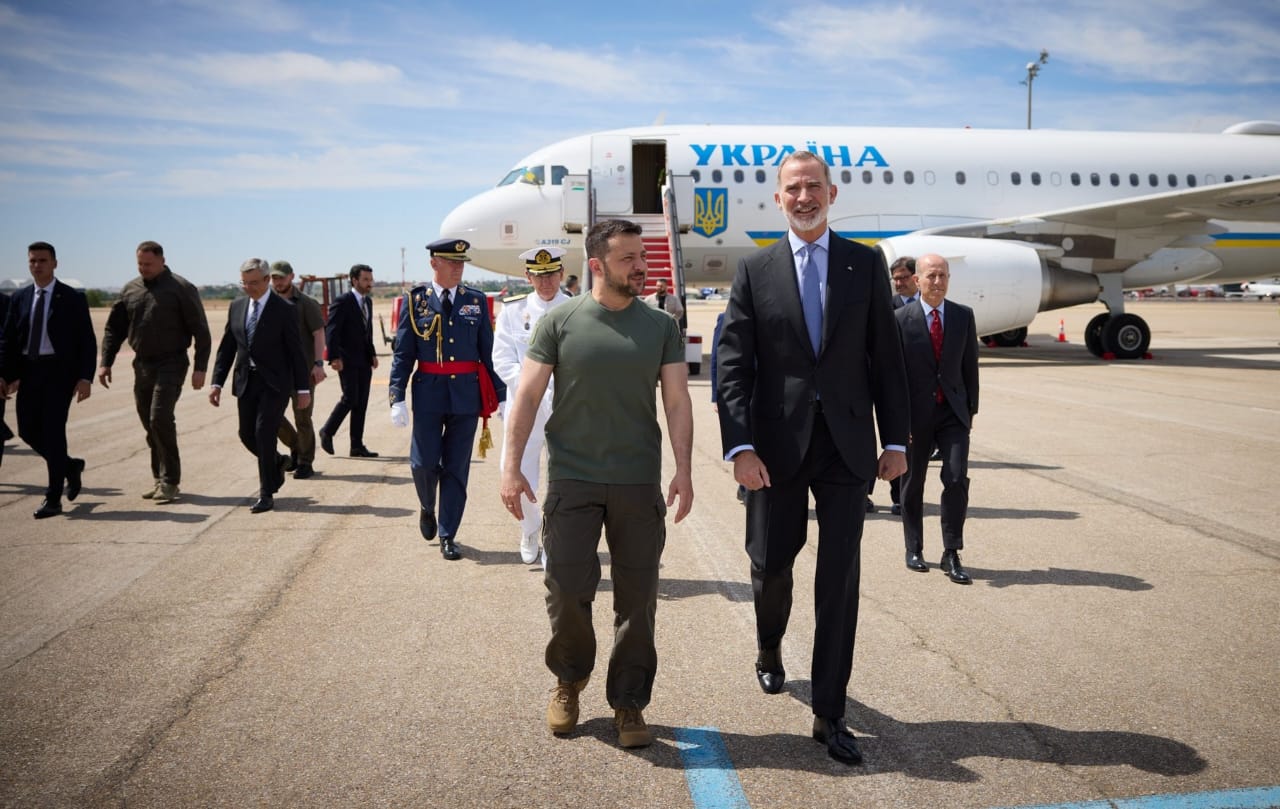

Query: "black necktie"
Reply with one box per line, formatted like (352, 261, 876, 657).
(442, 288, 453, 317)
(27, 288, 46, 359)
(247, 298, 261, 346)
(363, 296, 372, 335)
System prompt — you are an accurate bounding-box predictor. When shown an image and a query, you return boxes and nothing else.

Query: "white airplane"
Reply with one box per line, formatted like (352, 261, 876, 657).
(1240, 279, 1280, 298)
(440, 122, 1280, 358)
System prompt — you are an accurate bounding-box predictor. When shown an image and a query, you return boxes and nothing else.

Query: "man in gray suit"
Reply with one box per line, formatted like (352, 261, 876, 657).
(717, 151, 909, 766)
(895, 253, 979, 584)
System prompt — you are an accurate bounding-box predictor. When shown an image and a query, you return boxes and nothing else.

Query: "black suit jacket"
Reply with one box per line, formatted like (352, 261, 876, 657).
(895, 299, 979, 431)
(212, 292, 309, 397)
(717, 233, 909, 483)
(325, 291, 375, 368)
(0, 280, 97, 384)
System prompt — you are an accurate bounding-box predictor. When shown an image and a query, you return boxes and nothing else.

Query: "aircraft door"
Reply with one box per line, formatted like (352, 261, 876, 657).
(591, 134, 632, 214)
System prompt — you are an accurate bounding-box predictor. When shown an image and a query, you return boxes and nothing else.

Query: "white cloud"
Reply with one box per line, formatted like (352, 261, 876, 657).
(194, 51, 403, 86)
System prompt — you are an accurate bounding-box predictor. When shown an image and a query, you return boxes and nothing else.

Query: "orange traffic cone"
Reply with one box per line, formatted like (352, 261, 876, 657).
(1057, 319, 1067, 342)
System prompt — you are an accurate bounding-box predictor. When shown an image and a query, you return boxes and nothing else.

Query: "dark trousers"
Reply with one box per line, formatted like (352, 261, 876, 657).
(745, 411, 867, 720)
(901, 402, 971, 555)
(543, 479, 666, 710)
(133, 357, 187, 486)
(322, 364, 371, 450)
(16, 357, 76, 501)
(0, 395, 11, 465)
(236, 371, 289, 497)
(409, 411, 478, 538)
(277, 385, 317, 464)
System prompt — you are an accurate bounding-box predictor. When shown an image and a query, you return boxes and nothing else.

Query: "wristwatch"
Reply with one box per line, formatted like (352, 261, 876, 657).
(314, 361, 324, 368)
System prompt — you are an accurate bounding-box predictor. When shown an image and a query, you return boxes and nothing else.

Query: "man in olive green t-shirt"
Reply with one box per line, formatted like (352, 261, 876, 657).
(500, 219, 693, 751)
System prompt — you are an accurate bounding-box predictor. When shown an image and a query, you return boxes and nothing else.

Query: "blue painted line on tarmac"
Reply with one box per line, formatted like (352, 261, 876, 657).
(674, 726, 751, 809)
(1000, 785, 1280, 809)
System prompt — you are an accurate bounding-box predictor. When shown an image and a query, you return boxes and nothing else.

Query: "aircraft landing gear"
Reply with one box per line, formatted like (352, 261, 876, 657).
(1083, 312, 1151, 359)
(981, 327, 1028, 347)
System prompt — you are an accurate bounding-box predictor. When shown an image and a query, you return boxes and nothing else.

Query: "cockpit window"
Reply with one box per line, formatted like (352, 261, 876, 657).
(551, 165, 569, 185)
(497, 165, 546, 186)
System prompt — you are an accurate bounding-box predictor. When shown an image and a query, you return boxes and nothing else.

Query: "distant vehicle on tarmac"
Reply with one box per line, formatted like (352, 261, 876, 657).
(1240, 280, 1280, 299)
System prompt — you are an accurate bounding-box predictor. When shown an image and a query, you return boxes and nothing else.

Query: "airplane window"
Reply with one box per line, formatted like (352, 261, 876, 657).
(1224, 174, 1234, 182)
(955, 171, 966, 185)
(1109, 173, 1120, 187)
(691, 170, 701, 182)
(1149, 173, 1158, 187)
(1187, 174, 1197, 187)
(1243, 174, 1253, 180)
(1050, 171, 1062, 186)
(987, 170, 999, 186)
(904, 170, 914, 185)
(925, 170, 936, 185)
(1070, 172, 1080, 186)
(712, 169, 723, 183)
(520, 165, 545, 185)
(1031, 172, 1042, 186)
(1090, 173, 1101, 186)
(756, 169, 767, 183)
(1011, 172, 1021, 186)
(862, 170, 873, 184)
(733, 169, 744, 183)
(883, 170, 894, 184)
(551, 165, 569, 185)
(840, 170, 851, 184)
(498, 167, 526, 187)
(1168, 174, 1178, 187)
(1129, 173, 1139, 187)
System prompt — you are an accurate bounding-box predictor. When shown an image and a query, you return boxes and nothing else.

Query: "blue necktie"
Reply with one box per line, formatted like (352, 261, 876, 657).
(27, 288, 46, 359)
(799, 244, 822, 353)
(247, 298, 261, 346)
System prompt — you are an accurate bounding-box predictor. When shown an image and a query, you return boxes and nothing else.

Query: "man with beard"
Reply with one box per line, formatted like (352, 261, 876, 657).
(499, 219, 693, 750)
(716, 151, 909, 765)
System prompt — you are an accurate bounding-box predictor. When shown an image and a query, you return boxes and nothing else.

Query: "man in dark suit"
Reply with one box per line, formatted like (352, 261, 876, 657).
(0, 242, 97, 518)
(883, 255, 920, 515)
(319, 264, 379, 458)
(717, 151, 909, 765)
(896, 253, 980, 584)
(209, 259, 311, 514)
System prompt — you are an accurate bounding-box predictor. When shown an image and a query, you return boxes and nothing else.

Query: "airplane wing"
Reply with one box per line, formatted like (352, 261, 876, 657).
(921, 175, 1280, 264)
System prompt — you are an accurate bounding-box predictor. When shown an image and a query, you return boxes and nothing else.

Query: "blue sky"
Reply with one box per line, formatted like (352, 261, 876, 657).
(1, 0, 1278, 289)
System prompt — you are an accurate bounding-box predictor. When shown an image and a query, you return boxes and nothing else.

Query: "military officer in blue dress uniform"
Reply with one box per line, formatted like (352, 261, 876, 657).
(389, 238, 505, 561)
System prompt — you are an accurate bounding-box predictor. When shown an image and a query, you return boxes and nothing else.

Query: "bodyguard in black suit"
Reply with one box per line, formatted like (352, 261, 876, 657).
(717, 152, 909, 765)
(320, 264, 379, 457)
(209, 259, 311, 514)
(0, 242, 96, 518)
(896, 253, 980, 584)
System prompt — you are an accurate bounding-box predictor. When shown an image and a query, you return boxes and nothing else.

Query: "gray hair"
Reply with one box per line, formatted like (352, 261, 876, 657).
(239, 258, 270, 276)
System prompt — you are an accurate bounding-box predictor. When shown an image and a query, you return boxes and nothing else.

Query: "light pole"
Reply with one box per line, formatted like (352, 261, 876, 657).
(1023, 49, 1049, 129)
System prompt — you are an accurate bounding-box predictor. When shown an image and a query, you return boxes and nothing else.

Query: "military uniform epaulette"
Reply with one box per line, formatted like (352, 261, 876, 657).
(461, 284, 484, 297)
(502, 293, 529, 304)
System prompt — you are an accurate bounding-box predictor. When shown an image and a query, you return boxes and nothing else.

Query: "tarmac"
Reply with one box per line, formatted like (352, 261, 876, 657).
(1, 297, 1278, 808)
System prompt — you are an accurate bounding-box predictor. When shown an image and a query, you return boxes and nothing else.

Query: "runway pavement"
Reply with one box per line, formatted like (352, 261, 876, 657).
(1, 297, 1278, 808)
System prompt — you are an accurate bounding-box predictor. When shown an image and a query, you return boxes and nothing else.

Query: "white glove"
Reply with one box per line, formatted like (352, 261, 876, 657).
(390, 401, 409, 428)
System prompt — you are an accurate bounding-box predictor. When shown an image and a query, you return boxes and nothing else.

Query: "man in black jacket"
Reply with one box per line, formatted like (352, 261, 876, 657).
(320, 264, 379, 457)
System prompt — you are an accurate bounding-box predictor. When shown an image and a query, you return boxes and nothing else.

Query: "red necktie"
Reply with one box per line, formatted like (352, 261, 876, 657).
(930, 309, 944, 403)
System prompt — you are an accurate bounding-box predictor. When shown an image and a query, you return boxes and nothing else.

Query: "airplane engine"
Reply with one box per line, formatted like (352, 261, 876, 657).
(877, 235, 1100, 338)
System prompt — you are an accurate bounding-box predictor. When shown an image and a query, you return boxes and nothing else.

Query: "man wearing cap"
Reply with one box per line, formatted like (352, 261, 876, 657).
(319, 264, 379, 458)
(389, 238, 505, 561)
(98, 241, 211, 503)
(270, 261, 327, 479)
(492, 246, 570, 565)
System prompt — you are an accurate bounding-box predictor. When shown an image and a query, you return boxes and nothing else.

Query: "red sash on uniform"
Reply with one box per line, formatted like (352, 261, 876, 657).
(417, 360, 499, 456)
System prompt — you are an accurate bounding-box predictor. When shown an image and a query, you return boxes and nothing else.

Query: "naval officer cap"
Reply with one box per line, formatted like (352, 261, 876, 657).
(427, 237, 471, 262)
(519, 246, 566, 275)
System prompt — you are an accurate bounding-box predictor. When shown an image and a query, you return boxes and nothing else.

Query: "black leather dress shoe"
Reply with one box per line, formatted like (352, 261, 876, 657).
(812, 717, 864, 765)
(285, 452, 298, 472)
(890, 503, 901, 516)
(905, 552, 929, 572)
(275, 454, 291, 490)
(33, 498, 63, 519)
(865, 498, 876, 513)
(350, 446, 379, 458)
(419, 508, 437, 541)
(319, 430, 334, 455)
(755, 648, 785, 694)
(250, 496, 274, 514)
(293, 464, 314, 479)
(66, 457, 86, 501)
(940, 550, 972, 584)
(440, 537, 461, 560)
